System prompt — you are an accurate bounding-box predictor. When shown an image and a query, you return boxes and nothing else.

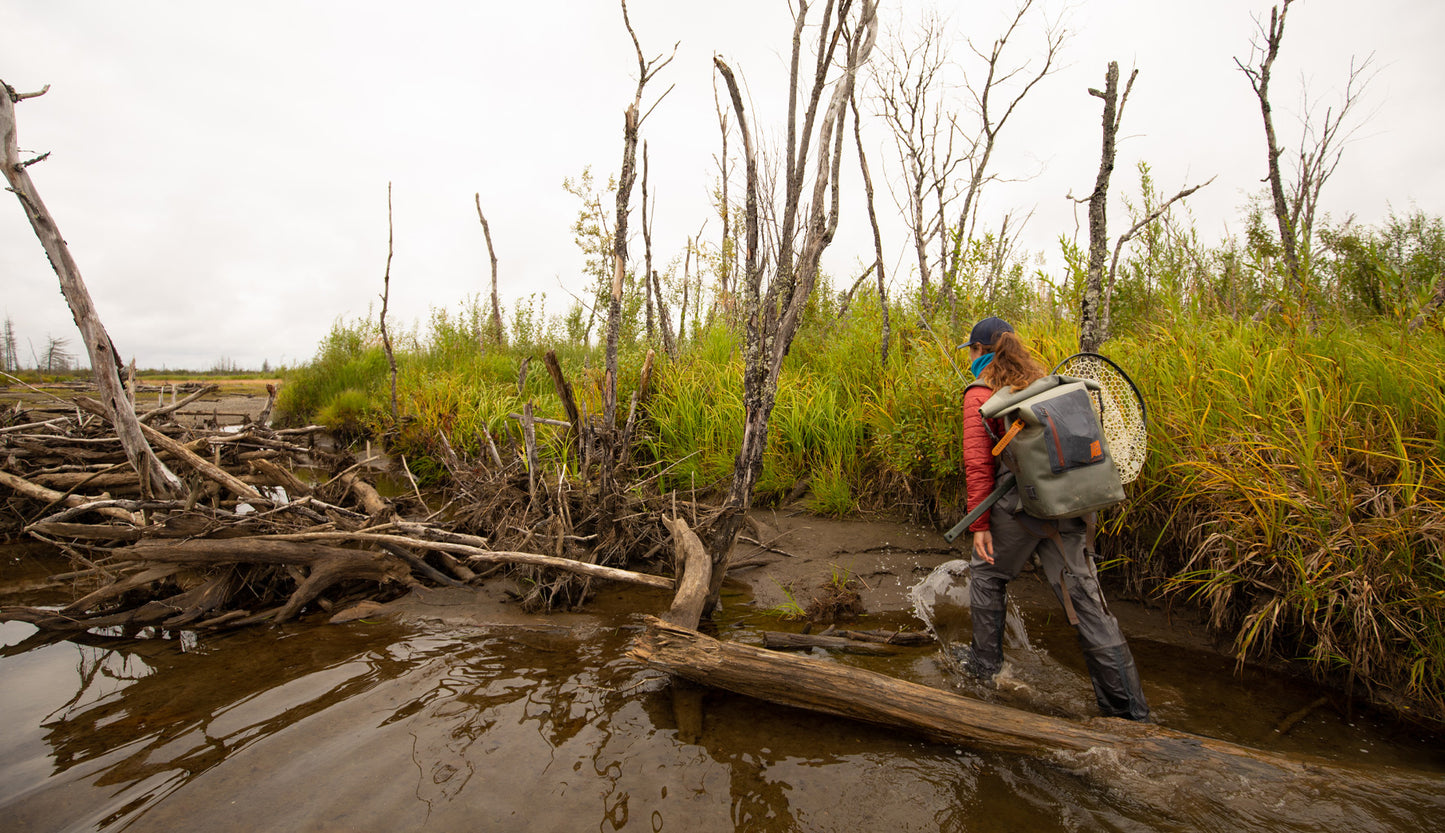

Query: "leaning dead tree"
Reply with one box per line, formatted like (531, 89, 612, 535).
(380, 182, 399, 420)
(704, 0, 880, 607)
(849, 90, 890, 365)
(1, 79, 182, 499)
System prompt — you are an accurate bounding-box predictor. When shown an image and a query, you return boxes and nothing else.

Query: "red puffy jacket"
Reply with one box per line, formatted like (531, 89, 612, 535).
(962, 383, 1002, 532)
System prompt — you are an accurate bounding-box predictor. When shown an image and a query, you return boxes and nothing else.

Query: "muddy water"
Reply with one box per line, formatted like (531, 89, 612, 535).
(3, 545, 1444, 833)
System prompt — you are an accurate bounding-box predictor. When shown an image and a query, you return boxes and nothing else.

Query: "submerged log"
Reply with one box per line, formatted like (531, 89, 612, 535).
(628, 616, 1331, 776)
(760, 630, 906, 656)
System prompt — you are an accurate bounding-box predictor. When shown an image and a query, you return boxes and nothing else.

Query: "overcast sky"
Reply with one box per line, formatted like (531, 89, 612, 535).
(3, 0, 1442, 370)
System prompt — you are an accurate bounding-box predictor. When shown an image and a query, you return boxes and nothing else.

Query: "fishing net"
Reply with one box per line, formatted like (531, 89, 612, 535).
(1054, 353, 1148, 484)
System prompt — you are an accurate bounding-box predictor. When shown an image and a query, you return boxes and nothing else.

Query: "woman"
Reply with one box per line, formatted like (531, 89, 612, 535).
(960, 316, 1151, 721)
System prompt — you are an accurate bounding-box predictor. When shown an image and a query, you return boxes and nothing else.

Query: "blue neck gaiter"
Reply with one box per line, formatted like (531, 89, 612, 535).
(970, 352, 995, 379)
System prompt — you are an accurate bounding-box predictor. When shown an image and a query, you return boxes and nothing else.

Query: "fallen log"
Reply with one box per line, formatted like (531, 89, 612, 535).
(0, 469, 142, 523)
(832, 628, 934, 646)
(26, 520, 145, 542)
(627, 616, 1332, 776)
(138, 384, 218, 423)
(338, 470, 390, 517)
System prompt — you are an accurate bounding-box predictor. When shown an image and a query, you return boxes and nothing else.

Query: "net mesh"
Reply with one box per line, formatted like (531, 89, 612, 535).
(1058, 354, 1147, 483)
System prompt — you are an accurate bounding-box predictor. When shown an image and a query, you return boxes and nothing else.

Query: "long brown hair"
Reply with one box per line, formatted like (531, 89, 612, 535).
(980, 330, 1047, 391)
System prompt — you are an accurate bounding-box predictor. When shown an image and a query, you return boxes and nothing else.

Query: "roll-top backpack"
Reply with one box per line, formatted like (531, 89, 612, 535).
(977, 374, 1126, 520)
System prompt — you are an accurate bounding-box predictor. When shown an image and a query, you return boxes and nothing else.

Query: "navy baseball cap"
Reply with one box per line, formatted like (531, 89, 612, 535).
(959, 316, 1014, 350)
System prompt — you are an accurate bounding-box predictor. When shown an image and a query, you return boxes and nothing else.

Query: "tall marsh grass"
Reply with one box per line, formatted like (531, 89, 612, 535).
(1110, 319, 1445, 716)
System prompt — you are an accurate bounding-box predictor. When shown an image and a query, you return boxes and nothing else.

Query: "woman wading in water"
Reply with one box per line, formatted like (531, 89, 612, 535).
(960, 317, 1151, 721)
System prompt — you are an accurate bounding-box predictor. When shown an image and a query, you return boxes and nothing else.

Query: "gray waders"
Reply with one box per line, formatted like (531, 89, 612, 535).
(968, 492, 1150, 721)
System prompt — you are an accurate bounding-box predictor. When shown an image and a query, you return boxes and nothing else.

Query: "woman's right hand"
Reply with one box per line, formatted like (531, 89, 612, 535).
(972, 529, 995, 565)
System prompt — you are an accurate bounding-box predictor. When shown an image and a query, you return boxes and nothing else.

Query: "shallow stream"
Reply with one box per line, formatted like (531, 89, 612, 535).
(3, 540, 1443, 832)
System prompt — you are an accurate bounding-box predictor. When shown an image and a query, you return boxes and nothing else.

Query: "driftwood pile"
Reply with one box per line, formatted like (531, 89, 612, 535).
(0, 382, 681, 633)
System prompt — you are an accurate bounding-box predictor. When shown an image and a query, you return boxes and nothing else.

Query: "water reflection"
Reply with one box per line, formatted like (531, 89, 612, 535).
(1, 593, 1444, 831)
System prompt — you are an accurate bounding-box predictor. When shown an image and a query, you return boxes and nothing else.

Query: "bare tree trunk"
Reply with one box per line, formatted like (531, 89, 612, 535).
(544, 350, 583, 462)
(653, 270, 677, 359)
(380, 183, 399, 420)
(1237, 0, 1304, 304)
(1078, 62, 1136, 354)
(607, 1, 676, 437)
(0, 81, 181, 498)
(712, 81, 734, 318)
(642, 142, 656, 342)
(474, 193, 504, 345)
(850, 91, 890, 366)
(705, 0, 879, 609)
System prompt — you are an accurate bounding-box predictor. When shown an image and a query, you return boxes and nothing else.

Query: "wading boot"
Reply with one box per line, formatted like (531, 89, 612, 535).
(1082, 643, 1151, 721)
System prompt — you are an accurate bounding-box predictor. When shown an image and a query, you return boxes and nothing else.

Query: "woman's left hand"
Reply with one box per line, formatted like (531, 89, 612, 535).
(972, 529, 995, 565)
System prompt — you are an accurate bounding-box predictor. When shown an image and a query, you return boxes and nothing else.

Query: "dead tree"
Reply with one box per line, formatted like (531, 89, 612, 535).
(705, 0, 880, 607)
(943, 0, 1065, 291)
(1286, 54, 1376, 273)
(604, 0, 675, 435)
(874, 11, 960, 310)
(849, 90, 890, 365)
(474, 193, 504, 346)
(1078, 62, 1136, 354)
(714, 82, 737, 315)
(0, 80, 182, 498)
(380, 183, 399, 420)
(641, 143, 678, 358)
(1236, 0, 1304, 304)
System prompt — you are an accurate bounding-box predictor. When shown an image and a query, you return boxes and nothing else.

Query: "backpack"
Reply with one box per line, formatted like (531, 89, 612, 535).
(976, 374, 1126, 520)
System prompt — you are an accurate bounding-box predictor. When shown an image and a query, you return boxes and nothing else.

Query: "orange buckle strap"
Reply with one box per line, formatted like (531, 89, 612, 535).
(992, 419, 1024, 457)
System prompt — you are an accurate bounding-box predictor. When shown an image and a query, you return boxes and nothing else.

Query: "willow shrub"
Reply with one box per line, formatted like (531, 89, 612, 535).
(1109, 318, 1445, 716)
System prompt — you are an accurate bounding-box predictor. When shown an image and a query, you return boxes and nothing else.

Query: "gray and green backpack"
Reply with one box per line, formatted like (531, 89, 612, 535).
(976, 374, 1125, 520)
